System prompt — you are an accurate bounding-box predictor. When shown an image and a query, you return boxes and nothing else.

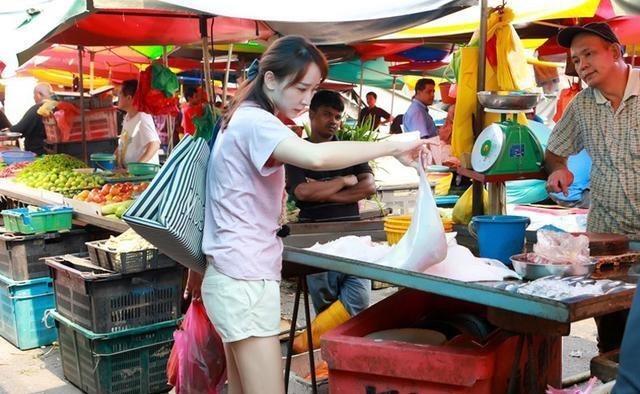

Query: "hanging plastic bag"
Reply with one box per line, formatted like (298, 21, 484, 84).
(167, 300, 226, 393)
(452, 186, 490, 225)
(553, 82, 582, 123)
(375, 159, 448, 272)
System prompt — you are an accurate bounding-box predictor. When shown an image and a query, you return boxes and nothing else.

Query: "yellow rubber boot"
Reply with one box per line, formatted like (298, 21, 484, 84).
(293, 300, 351, 354)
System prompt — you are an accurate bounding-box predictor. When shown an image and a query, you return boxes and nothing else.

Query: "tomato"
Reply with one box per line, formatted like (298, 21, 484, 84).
(101, 184, 112, 194)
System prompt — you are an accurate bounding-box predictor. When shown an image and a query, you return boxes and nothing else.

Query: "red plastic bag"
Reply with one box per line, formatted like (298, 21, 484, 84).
(553, 82, 582, 123)
(167, 300, 226, 393)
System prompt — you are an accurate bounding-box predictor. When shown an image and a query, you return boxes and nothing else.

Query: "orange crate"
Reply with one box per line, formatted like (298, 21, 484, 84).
(44, 107, 118, 143)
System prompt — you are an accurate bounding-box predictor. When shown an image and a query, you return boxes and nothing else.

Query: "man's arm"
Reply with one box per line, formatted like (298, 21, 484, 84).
(292, 176, 356, 202)
(326, 173, 376, 203)
(379, 108, 392, 125)
(545, 150, 574, 196)
(9, 105, 38, 137)
(137, 141, 160, 163)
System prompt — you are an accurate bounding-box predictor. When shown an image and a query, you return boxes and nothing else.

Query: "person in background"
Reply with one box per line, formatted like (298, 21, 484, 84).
(545, 23, 639, 367)
(115, 79, 160, 167)
(403, 78, 437, 139)
(186, 36, 425, 393)
(389, 114, 403, 134)
(286, 90, 374, 353)
(358, 91, 392, 130)
(0, 107, 11, 130)
(181, 85, 204, 137)
(8, 83, 52, 155)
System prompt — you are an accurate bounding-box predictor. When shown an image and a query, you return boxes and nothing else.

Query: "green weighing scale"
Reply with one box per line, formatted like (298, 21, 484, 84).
(471, 91, 544, 175)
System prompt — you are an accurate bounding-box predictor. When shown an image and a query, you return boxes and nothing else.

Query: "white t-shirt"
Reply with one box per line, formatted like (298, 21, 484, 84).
(202, 103, 295, 281)
(118, 112, 160, 165)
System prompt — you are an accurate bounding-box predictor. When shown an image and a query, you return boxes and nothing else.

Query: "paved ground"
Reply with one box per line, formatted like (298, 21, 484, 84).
(0, 283, 611, 393)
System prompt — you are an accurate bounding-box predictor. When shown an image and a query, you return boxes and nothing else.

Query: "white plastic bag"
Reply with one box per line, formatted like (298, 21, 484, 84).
(532, 230, 591, 265)
(374, 160, 447, 271)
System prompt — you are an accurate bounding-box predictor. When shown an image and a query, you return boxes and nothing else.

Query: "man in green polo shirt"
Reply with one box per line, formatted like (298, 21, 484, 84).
(545, 23, 640, 384)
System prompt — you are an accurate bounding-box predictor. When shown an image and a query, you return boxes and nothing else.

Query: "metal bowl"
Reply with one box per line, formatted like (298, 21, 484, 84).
(510, 253, 597, 280)
(477, 91, 541, 110)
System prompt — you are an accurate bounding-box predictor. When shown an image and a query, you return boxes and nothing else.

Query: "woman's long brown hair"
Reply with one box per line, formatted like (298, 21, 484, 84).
(222, 35, 328, 128)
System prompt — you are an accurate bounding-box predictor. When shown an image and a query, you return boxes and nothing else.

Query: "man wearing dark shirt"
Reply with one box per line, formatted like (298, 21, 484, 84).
(0, 108, 11, 130)
(9, 83, 52, 155)
(286, 90, 375, 353)
(287, 91, 376, 222)
(357, 91, 392, 130)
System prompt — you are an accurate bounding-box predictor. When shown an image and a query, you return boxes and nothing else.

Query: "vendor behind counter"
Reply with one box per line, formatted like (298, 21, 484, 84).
(286, 91, 375, 222)
(285, 90, 375, 353)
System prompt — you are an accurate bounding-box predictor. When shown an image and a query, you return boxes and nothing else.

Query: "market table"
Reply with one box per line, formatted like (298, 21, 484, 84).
(0, 180, 129, 233)
(281, 229, 636, 393)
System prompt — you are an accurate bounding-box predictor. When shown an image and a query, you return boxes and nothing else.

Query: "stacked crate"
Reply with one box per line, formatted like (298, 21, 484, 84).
(0, 228, 99, 349)
(46, 243, 184, 394)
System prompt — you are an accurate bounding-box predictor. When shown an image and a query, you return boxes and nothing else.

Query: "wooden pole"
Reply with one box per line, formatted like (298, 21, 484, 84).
(359, 61, 364, 107)
(200, 16, 214, 104)
(390, 75, 397, 116)
(472, 0, 489, 216)
(78, 46, 87, 163)
(222, 44, 234, 107)
(89, 52, 95, 91)
(162, 46, 175, 154)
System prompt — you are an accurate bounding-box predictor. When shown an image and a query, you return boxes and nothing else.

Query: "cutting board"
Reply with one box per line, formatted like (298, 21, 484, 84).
(573, 232, 629, 256)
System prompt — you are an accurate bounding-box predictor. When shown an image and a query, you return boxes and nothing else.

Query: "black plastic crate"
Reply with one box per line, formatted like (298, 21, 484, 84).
(52, 310, 176, 394)
(45, 253, 184, 333)
(0, 228, 110, 281)
(86, 240, 177, 274)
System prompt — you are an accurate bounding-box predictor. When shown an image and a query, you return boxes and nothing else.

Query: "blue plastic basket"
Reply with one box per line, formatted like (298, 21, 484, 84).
(0, 272, 56, 349)
(1, 150, 37, 165)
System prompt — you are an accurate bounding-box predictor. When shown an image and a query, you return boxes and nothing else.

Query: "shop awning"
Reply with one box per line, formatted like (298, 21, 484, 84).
(156, 0, 477, 44)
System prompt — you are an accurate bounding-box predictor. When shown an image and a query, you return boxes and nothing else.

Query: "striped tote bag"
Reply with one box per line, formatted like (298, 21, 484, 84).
(123, 132, 215, 273)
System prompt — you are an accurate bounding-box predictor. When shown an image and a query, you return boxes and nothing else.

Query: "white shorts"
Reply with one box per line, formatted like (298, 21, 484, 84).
(201, 262, 281, 343)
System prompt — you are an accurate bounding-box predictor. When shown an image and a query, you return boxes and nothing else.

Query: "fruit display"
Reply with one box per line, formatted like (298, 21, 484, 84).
(101, 200, 134, 219)
(73, 182, 148, 205)
(19, 154, 85, 175)
(16, 168, 104, 193)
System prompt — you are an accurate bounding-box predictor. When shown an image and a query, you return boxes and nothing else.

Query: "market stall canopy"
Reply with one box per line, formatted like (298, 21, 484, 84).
(377, 0, 602, 40)
(157, 0, 476, 44)
(14, 45, 198, 82)
(328, 58, 403, 89)
(0, 0, 273, 70)
(536, 0, 640, 58)
(610, 0, 640, 14)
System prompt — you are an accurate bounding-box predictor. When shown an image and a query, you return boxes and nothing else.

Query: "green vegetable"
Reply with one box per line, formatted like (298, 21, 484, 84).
(101, 200, 132, 216)
(114, 200, 134, 218)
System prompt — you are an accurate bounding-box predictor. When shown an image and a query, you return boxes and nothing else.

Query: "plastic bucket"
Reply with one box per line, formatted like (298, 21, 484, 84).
(90, 153, 115, 171)
(469, 215, 531, 265)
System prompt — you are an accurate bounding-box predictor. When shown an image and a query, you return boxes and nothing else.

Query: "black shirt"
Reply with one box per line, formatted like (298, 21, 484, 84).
(0, 110, 11, 130)
(9, 104, 46, 155)
(358, 106, 390, 130)
(285, 138, 373, 222)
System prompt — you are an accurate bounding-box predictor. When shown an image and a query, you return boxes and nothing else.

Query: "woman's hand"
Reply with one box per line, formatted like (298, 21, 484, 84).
(184, 270, 204, 301)
(393, 140, 427, 168)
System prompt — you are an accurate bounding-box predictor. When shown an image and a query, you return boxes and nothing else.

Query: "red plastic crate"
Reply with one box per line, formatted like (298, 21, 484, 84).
(44, 107, 118, 143)
(321, 289, 561, 393)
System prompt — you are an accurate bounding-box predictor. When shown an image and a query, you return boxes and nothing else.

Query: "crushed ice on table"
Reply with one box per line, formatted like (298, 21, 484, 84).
(506, 276, 635, 300)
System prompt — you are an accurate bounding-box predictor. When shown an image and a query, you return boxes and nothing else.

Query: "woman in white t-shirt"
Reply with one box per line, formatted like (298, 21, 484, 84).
(191, 36, 426, 393)
(115, 80, 160, 167)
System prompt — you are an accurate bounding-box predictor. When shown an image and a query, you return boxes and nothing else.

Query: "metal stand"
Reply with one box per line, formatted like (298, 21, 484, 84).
(284, 275, 318, 394)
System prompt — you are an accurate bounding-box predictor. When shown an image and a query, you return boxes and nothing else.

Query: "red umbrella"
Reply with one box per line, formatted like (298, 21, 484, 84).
(537, 0, 640, 58)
